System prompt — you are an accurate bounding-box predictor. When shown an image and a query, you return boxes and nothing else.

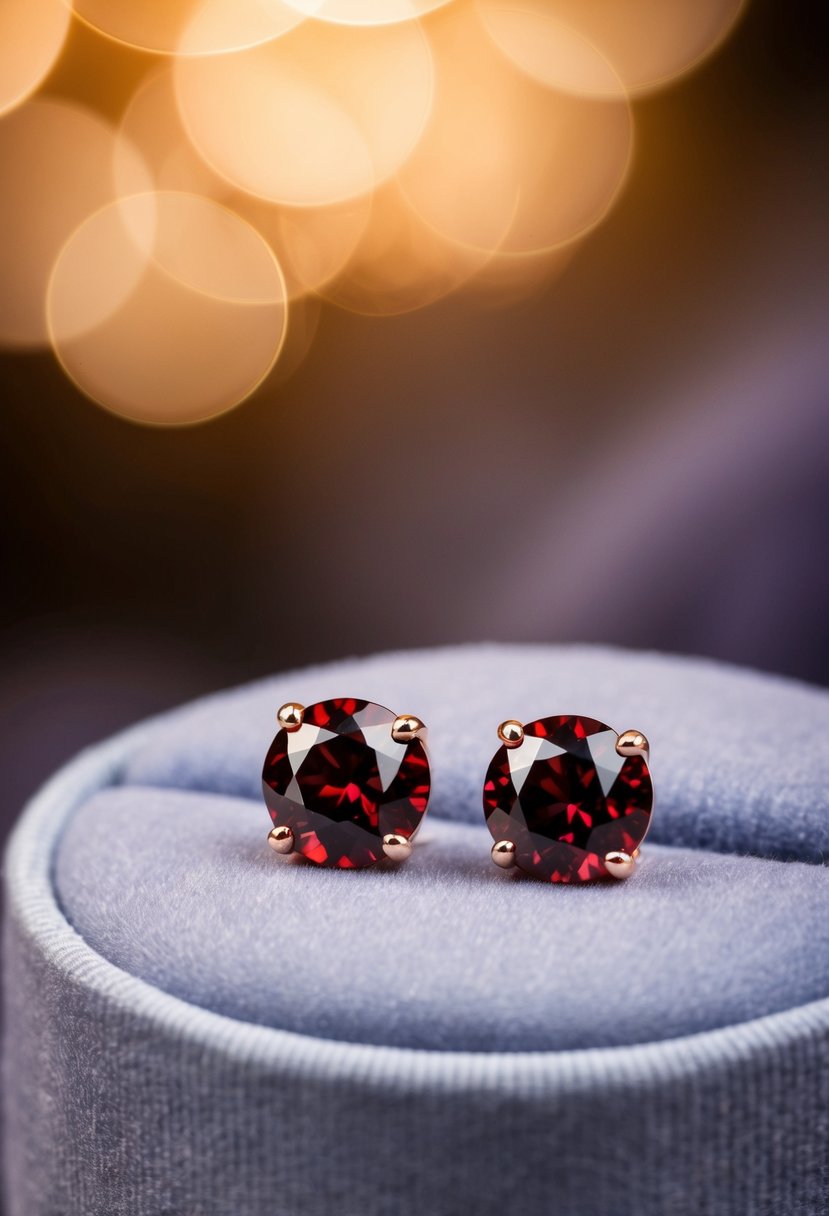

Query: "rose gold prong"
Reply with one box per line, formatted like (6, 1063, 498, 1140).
(392, 714, 426, 744)
(382, 833, 413, 862)
(604, 850, 635, 879)
(268, 825, 295, 855)
(615, 729, 649, 759)
(632, 847, 641, 860)
(278, 702, 305, 732)
(491, 839, 517, 869)
(497, 720, 524, 749)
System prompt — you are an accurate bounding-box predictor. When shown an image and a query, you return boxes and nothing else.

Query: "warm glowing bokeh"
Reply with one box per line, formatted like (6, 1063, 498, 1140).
(175, 18, 434, 206)
(0, 99, 150, 346)
(0, 0, 70, 117)
(478, 0, 747, 97)
(48, 193, 287, 425)
(0, 0, 750, 424)
(476, 3, 625, 98)
(463, 243, 576, 307)
(239, 193, 372, 301)
(268, 295, 322, 385)
(400, 1, 632, 256)
(117, 69, 223, 199)
(70, 0, 305, 56)
(320, 181, 495, 316)
(118, 69, 373, 300)
(281, 0, 454, 24)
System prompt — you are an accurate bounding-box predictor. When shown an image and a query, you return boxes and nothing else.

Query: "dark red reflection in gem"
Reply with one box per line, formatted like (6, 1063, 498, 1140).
(262, 697, 430, 868)
(483, 715, 652, 883)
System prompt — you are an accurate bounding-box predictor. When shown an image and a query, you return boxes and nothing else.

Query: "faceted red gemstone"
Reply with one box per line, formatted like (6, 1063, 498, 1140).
(262, 697, 430, 868)
(483, 715, 653, 883)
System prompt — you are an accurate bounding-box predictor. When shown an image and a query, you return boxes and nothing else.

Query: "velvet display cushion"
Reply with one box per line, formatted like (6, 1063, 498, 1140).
(3, 644, 829, 1216)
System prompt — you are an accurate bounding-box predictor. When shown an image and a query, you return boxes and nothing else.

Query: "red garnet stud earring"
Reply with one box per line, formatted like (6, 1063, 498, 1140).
(262, 698, 431, 868)
(483, 716, 653, 883)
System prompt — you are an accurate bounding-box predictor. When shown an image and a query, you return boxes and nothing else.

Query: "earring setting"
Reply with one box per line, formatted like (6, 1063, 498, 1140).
(261, 700, 652, 883)
(262, 698, 431, 868)
(483, 715, 653, 883)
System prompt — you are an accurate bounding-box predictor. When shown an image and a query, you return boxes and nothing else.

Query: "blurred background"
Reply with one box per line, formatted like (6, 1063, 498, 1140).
(0, 0, 827, 849)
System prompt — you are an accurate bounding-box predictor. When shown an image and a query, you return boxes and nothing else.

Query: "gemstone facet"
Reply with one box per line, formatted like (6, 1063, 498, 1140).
(262, 697, 430, 868)
(483, 715, 653, 883)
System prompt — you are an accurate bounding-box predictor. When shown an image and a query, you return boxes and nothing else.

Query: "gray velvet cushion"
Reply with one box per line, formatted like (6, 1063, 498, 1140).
(55, 790, 829, 1052)
(4, 644, 829, 1216)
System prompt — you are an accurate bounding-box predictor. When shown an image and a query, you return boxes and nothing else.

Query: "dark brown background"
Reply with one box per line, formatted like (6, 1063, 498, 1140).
(1, 0, 827, 841)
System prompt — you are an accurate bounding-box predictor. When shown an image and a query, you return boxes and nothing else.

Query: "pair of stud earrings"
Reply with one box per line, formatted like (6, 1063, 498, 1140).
(262, 697, 653, 884)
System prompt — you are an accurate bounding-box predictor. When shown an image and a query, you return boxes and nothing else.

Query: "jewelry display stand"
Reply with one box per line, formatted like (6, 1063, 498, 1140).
(4, 644, 828, 1215)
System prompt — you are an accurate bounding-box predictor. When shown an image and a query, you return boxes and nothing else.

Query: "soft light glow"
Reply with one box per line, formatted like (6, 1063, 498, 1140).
(0, 0, 70, 118)
(270, 295, 322, 385)
(463, 244, 576, 307)
(138, 191, 288, 304)
(476, 3, 624, 98)
(237, 193, 372, 300)
(175, 17, 434, 206)
(478, 0, 747, 97)
(119, 68, 372, 299)
(0, 0, 751, 422)
(281, 0, 452, 26)
(399, 1, 632, 256)
(70, 0, 305, 57)
(48, 192, 288, 425)
(320, 181, 495, 316)
(46, 193, 157, 342)
(116, 68, 224, 200)
(0, 99, 151, 347)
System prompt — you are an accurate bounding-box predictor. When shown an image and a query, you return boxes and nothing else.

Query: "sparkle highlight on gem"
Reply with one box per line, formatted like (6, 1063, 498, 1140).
(483, 714, 653, 883)
(262, 697, 430, 868)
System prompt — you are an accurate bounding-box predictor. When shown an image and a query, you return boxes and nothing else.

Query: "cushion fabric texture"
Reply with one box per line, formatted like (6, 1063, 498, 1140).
(4, 643, 829, 1216)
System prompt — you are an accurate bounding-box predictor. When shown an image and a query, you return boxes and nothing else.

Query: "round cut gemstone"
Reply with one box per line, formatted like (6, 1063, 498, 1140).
(483, 715, 653, 883)
(262, 698, 430, 868)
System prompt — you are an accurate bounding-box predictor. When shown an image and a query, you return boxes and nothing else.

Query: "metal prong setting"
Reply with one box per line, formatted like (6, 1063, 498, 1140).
(382, 833, 413, 862)
(278, 702, 305, 732)
(268, 825, 295, 855)
(491, 839, 517, 869)
(615, 729, 649, 759)
(497, 720, 525, 749)
(392, 714, 426, 744)
(604, 850, 635, 880)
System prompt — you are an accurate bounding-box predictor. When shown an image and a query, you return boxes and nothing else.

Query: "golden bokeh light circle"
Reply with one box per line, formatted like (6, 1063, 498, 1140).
(478, 0, 748, 97)
(320, 180, 500, 317)
(0, 98, 152, 348)
(116, 68, 226, 201)
(69, 0, 306, 57)
(138, 191, 290, 305)
(118, 68, 373, 300)
(280, 0, 453, 26)
(47, 192, 289, 426)
(175, 17, 434, 207)
(476, 2, 626, 98)
(236, 193, 373, 301)
(0, 0, 70, 118)
(0, 0, 752, 420)
(400, 1, 633, 258)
